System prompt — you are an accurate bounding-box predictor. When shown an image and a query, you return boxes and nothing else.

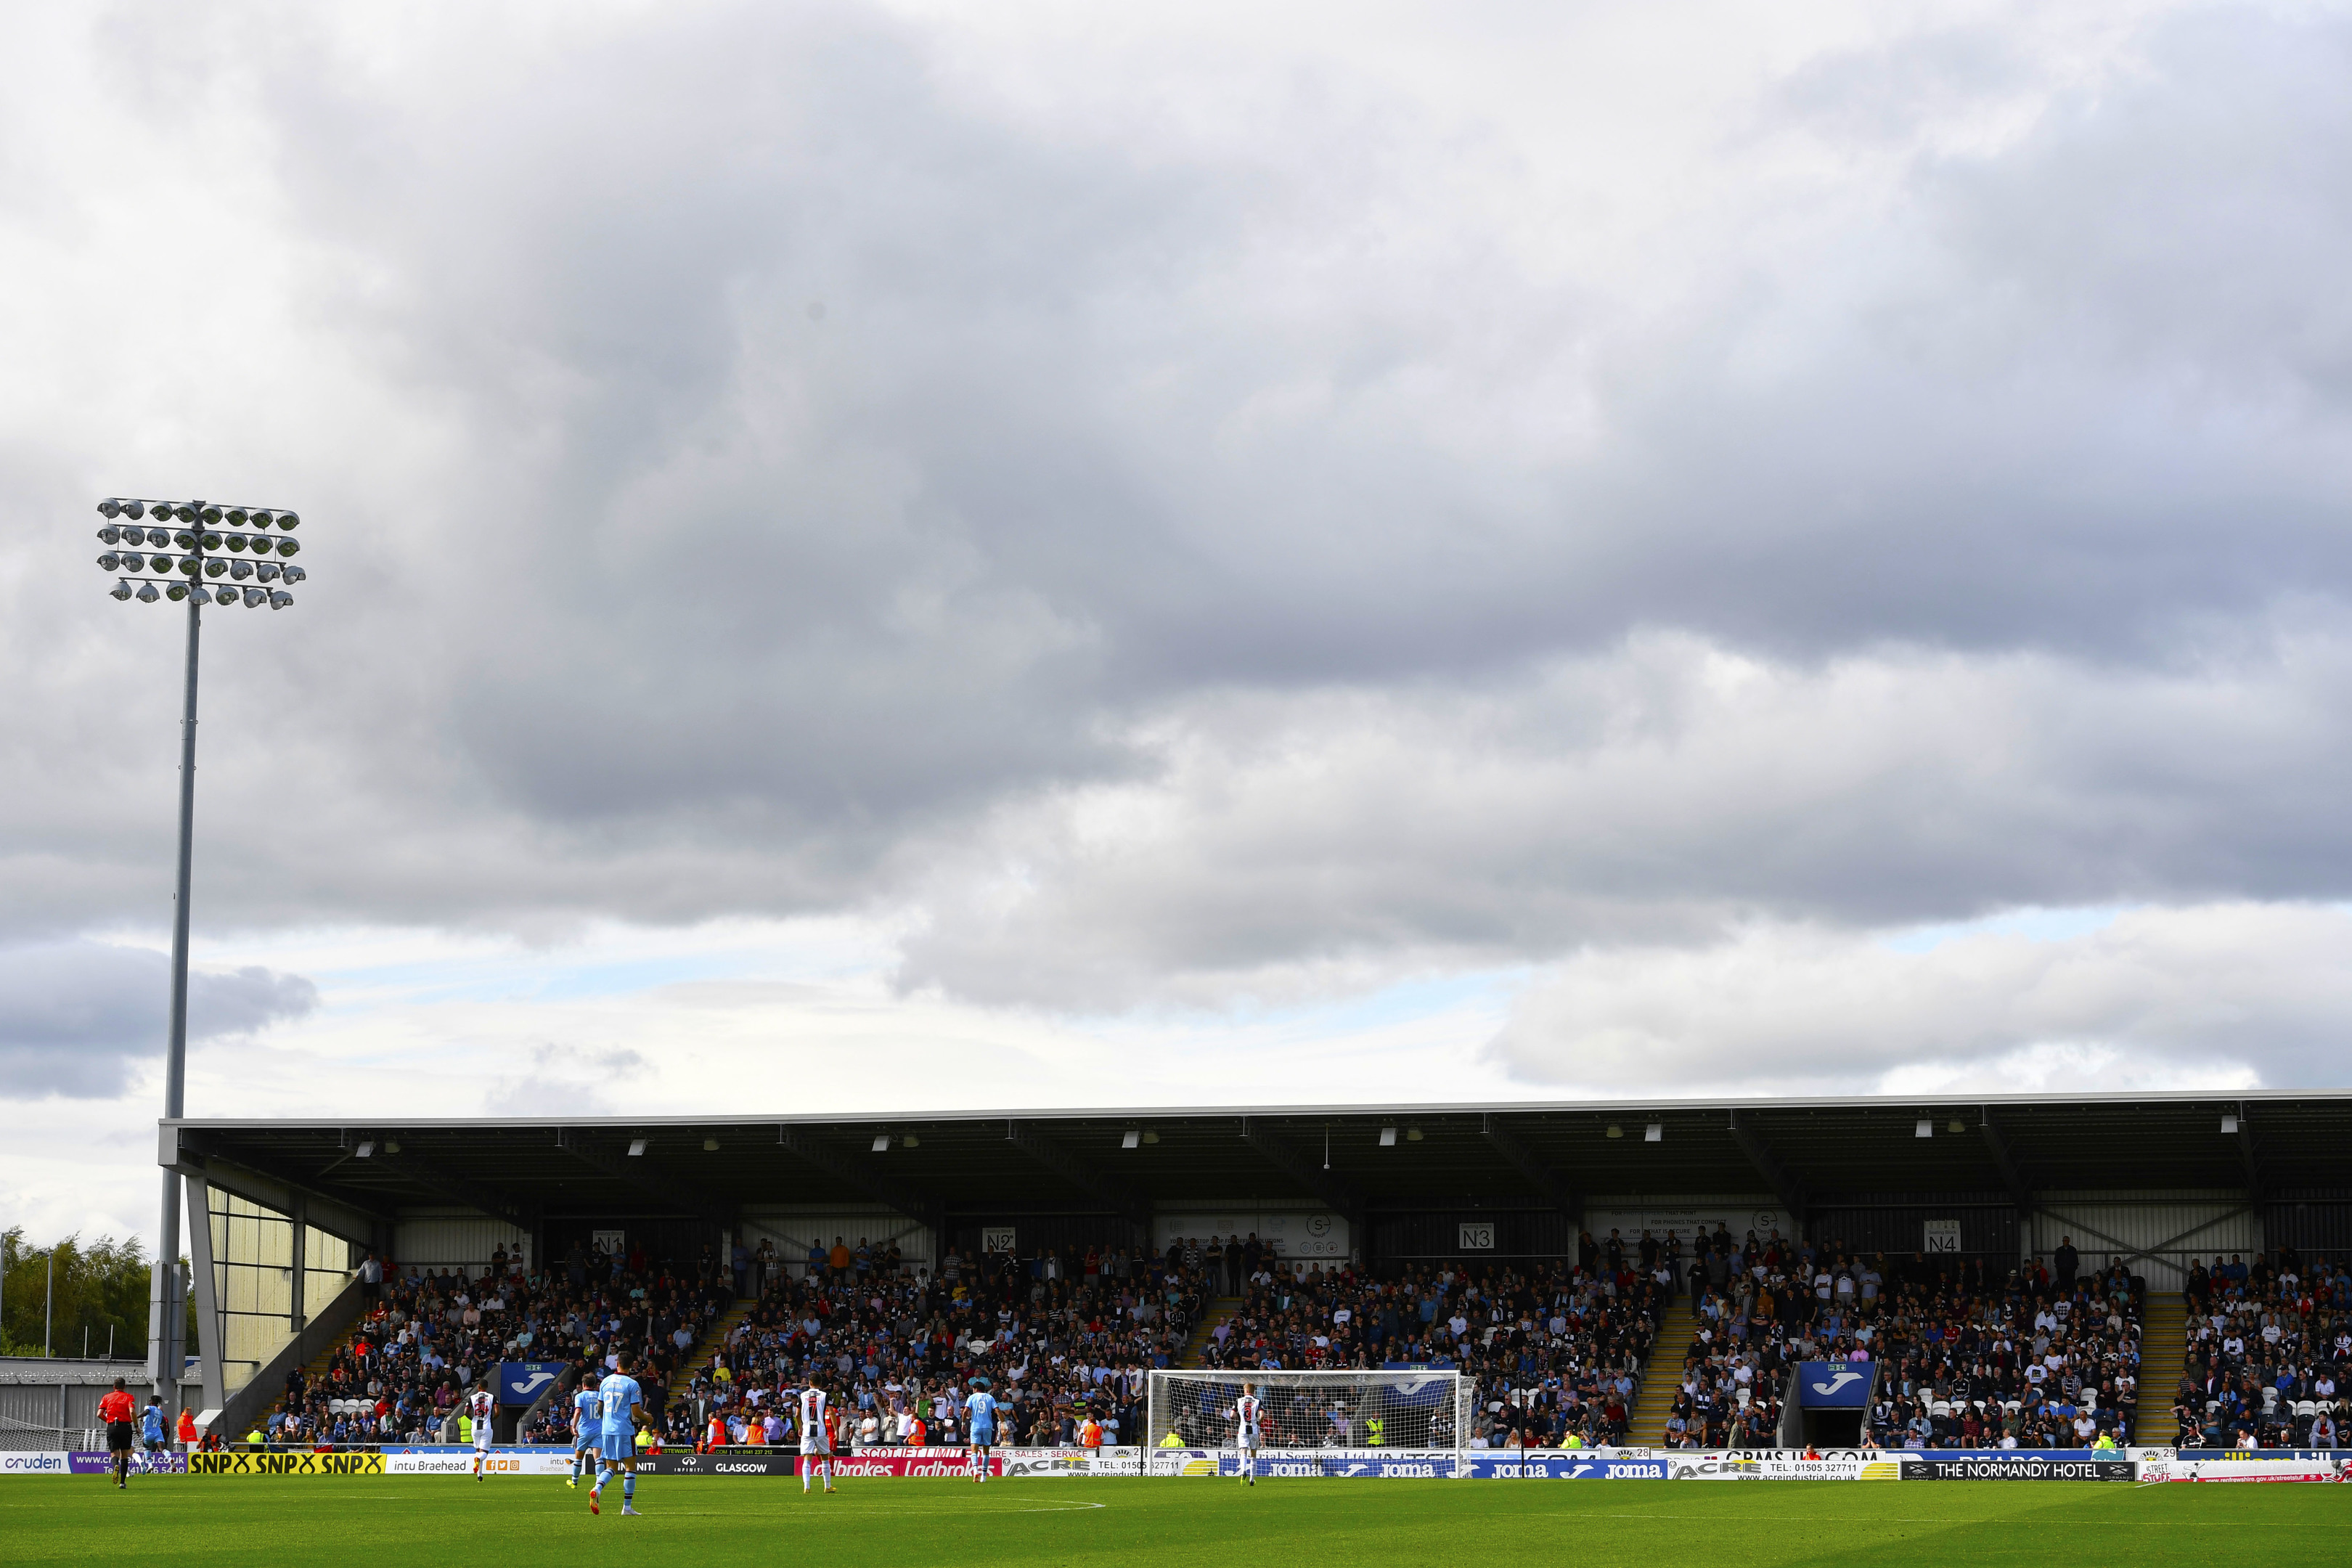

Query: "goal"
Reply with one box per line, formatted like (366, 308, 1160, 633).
(1146, 1368, 1470, 1461)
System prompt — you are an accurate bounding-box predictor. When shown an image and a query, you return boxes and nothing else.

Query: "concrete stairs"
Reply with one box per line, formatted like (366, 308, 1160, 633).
(1625, 1297, 1697, 1447)
(2134, 1294, 2189, 1447)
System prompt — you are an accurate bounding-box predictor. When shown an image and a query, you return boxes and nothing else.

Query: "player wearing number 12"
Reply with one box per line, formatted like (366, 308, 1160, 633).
(567, 1364, 603, 1489)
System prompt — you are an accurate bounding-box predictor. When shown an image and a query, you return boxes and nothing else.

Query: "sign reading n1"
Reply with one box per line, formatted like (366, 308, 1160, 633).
(592, 1230, 626, 1256)
(1923, 1220, 1961, 1254)
(981, 1228, 1017, 1255)
(1458, 1222, 1495, 1251)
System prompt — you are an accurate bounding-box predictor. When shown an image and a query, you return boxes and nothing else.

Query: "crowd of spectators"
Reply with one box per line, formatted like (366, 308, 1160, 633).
(1855, 1246, 2144, 1450)
(672, 1234, 1209, 1453)
(2174, 1247, 2351, 1449)
(1199, 1231, 1667, 1450)
(264, 1236, 727, 1449)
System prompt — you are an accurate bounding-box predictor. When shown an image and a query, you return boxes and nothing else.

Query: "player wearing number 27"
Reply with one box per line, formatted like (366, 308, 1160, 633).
(589, 1348, 649, 1517)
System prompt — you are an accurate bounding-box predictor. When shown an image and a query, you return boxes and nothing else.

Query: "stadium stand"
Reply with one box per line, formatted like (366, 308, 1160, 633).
(2170, 1249, 2350, 1450)
(1860, 1251, 2145, 1449)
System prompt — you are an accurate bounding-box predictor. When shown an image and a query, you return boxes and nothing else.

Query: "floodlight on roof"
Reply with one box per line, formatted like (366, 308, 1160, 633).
(354, 1140, 375, 1159)
(2221, 1114, 2239, 1135)
(872, 1135, 891, 1152)
(1378, 1127, 1397, 1147)
(627, 1138, 648, 1156)
(1645, 1122, 1663, 1142)
(1123, 1130, 1142, 1149)
(1916, 1119, 1934, 1138)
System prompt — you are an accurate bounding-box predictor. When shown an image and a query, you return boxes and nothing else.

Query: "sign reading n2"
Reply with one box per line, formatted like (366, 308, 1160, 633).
(981, 1228, 1017, 1255)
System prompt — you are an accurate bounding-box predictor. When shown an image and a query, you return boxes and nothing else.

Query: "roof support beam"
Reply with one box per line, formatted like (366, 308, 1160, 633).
(1239, 1119, 1365, 1230)
(362, 1136, 540, 1233)
(171, 1136, 393, 1245)
(1726, 1110, 1807, 1227)
(2235, 1102, 2265, 1204)
(1977, 1108, 2035, 1217)
(1004, 1120, 1150, 1223)
(553, 1130, 734, 1232)
(775, 1126, 944, 1237)
(1480, 1114, 1578, 1222)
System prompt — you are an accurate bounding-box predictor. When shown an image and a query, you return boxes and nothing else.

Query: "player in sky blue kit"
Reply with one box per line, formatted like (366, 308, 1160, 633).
(589, 1348, 648, 1517)
(964, 1376, 1000, 1484)
(568, 1352, 604, 1490)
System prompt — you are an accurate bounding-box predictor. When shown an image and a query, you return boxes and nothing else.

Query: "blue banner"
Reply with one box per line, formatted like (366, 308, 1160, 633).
(1795, 1362, 1872, 1408)
(496, 1362, 562, 1406)
(1466, 1453, 1667, 1479)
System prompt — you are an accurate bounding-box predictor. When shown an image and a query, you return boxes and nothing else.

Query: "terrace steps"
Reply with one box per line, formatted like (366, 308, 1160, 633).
(2133, 1293, 2189, 1447)
(1625, 1297, 1697, 1446)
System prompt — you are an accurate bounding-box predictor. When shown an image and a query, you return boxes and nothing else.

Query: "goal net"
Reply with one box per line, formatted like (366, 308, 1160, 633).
(1146, 1368, 1469, 1460)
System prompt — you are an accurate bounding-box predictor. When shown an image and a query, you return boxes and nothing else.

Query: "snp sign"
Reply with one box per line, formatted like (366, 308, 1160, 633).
(1458, 1222, 1495, 1251)
(1923, 1219, 1961, 1254)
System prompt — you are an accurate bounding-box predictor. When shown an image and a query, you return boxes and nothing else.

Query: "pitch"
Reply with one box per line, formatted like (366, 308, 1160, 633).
(4, 1477, 2342, 1567)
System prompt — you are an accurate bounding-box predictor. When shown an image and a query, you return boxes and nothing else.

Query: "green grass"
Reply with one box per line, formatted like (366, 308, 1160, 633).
(3, 1476, 2343, 1567)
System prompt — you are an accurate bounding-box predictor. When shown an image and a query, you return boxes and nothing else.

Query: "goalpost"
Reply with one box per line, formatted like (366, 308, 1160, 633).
(1146, 1368, 1471, 1469)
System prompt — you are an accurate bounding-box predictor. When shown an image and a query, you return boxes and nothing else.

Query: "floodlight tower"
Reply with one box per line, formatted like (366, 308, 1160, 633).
(91, 497, 306, 1413)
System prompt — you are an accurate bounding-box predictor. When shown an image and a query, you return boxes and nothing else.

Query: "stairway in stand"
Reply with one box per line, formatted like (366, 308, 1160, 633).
(2134, 1294, 2189, 1447)
(1178, 1299, 1244, 1369)
(1625, 1297, 1697, 1447)
(682, 1296, 756, 1383)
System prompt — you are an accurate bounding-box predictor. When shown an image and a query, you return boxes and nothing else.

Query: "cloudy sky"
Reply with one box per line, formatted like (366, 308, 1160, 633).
(7, 0, 2352, 1246)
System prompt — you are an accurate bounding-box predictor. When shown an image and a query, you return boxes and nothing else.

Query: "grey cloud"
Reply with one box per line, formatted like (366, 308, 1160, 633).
(0, 943, 319, 1098)
(7, 4, 2352, 1010)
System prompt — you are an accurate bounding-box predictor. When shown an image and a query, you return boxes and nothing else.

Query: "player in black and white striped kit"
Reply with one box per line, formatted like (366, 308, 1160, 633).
(1235, 1384, 1262, 1487)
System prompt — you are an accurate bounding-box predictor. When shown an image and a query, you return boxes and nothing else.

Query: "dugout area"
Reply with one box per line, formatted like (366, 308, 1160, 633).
(150, 1090, 2352, 1442)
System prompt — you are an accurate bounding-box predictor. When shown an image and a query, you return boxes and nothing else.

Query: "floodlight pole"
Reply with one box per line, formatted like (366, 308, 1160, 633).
(148, 590, 201, 1410)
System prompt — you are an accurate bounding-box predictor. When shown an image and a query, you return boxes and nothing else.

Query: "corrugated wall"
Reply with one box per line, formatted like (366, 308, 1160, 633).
(1808, 1198, 2020, 1262)
(394, 1212, 534, 1275)
(1370, 1209, 1576, 1262)
(740, 1208, 934, 1276)
(2029, 1192, 2261, 1291)
(2263, 1196, 2352, 1257)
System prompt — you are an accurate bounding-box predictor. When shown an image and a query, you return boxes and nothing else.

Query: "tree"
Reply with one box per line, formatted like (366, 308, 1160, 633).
(1, 1228, 187, 1360)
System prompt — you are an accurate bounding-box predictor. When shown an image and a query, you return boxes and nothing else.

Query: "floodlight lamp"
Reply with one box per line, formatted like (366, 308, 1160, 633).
(99, 499, 123, 518)
(174, 530, 197, 550)
(110, 579, 132, 600)
(872, 1135, 891, 1152)
(178, 557, 200, 576)
(99, 525, 121, 545)
(123, 501, 145, 520)
(1948, 1119, 1965, 1134)
(2221, 1114, 2239, 1135)
(1605, 1124, 1623, 1139)
(267, 590, 293, 609)
(1916, 1119, 1934, 1138)
(276, 510, 299, 531)
(99, 552, 121, 571)
(703, 1138, 719, 1152)
(226, 534, 247, 552)
(1141, 1130, 1159, 1144)
(279, 564, 305, 583)
(225, 507, 248, 526)
(384, 1140, 401, 1154)
(1645, 1122, 1664, 1143)
(250, 510, 272, 528)
(354, 1140, 375, 1158)
(166, 583, 189, 602)
(242, 587, 266, 608)
(204, 559, 226, 578)
(135, 583, 159, 603)
(172, 503, 196, 523)
(121, 551, 144, 572)
(256, 562, 280, 583)
(144, 528, 168, 547)
(1378, 1127, 1397, 1147)
(213, 586, 237, 604)
(229, 560, 253, 581)
(902, 1133, 919, 1148)
(275, 538, 298, 558)
(200, 531, 222, 551)
(1122, 1130, 1142, 1149)
(626, 1138, 648, 1156)
(198, 504, 222, 526)
(1406, 1127, 1423, 1141)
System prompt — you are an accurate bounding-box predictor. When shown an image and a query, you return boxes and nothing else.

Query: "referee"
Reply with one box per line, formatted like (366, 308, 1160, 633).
(97, 1379, 137, 1490)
